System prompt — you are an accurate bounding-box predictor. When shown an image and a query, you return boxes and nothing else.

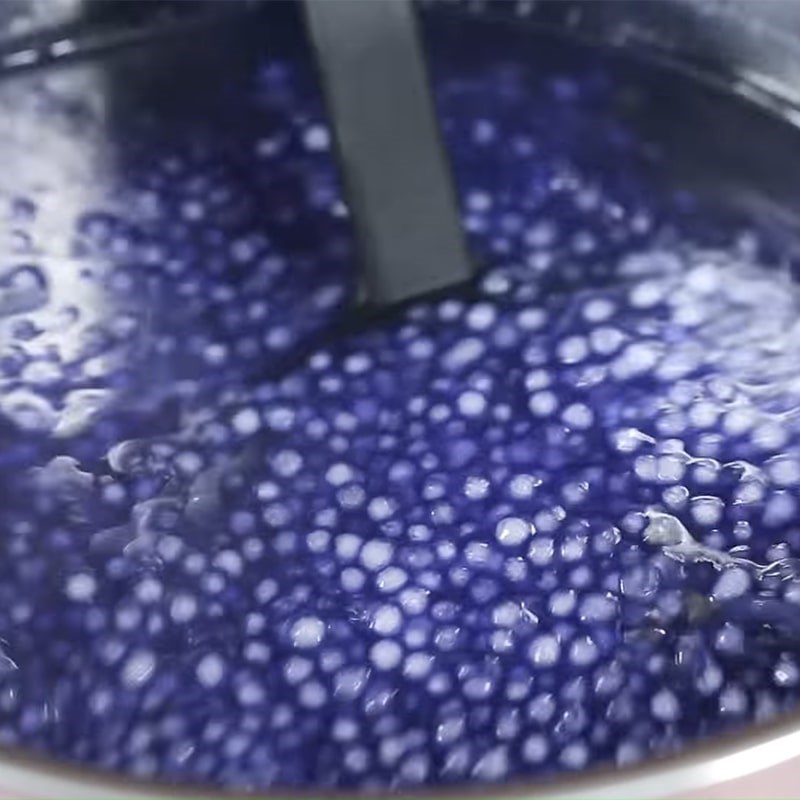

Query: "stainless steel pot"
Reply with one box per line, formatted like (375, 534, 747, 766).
(1, 1, 800, 797)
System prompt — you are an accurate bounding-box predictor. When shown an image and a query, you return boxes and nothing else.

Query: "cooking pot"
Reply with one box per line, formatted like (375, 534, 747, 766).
(1, 1, 800, 797)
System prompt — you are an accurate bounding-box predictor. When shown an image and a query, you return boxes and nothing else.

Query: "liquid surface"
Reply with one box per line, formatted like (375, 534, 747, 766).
(2, 4, 800, 792)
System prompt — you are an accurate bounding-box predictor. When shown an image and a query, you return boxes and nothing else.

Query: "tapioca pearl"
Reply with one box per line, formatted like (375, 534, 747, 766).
(360, 540, 394, 571)
(256, 480, 280, 503)
(548, 590, 576, 617)
(698, 660, 725, 695)
(517, 308, 547, 331)
(558, 740, 589, 771)
(536, 506, 567, 535)
(120, 650, 156, 689)
(231, 407, 260, 436)
(371, 604, 402, 636)
(65, 572, 97, 602)
(582, 297, 616, 323)
(471, 746, 509, 782)
(750, 421, 788, 451)
(655, 454, 686, 483)
(767, 455, 800, 487)
(244, 642, 271, 665)
(734, 479, 765, 505)
(556, 335, 589, 365)
(435, 714, 466, 746)
(325, 462, 355, 487)
(711, 567, 751, 600)
(633, 455, 658, 483)
(254, 578, 278, 604)
(690, 495, 724, 526)
(270, 450, 303, 478)
(466, 303, 497, 331)
(195, 653, 226, 688)
(762, 491, 798, 528)
(403, 652, 433, 680)
(442, 337, 485, 371)
(369, 639, 403, 671)
(399, 587, 429, 614)
(463, 476, 491, 500)
(306, 529, 331, 554)
(495, 516, 531, 547)
(491, 630, 515, 653)
(613, 427, 654, 454)
(201, 570, 227, 596)
(723, 407, 758, 436)
(213, 549, 243, 577)
(115, 603, 143, 631)
(578, 593, 617, 623)
(589, 325, 626, 356)
(662, 484, 690, 510)
(236, 679, 266, 707)
(650, 688, 681, 722)
(376, 567, 408, 593)
(528, 536, 555, 566)
(528, 634, 560, 667)
(611, 341, 662, 379)
(343, 352, 373, 375)
(560, 531, 588, 561)
(169, 593, 198, 623)
(719, 684, 748, 716)
(335, 533, 362, 561)
(521, 733, 549, 765)
(283, 657, 313, 686)
(508, 473, 542, 499)
(290, 616, 325, 649)
(714, 623, 745, 655)
(492, 602, 521, 628)
(773, 656, 800, 687)
(656, 410, 688, 437)
(298, 681, 327, 710)
(463, 675, 496, 701)
(568, 635, 599, 667)
(561, 403, 594, 431)
(629, 279, 667, 309)
(528, 390, 558, 417)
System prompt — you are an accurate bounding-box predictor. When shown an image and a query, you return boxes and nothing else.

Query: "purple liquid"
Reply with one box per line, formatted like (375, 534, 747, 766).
(1, 4, 800, 791)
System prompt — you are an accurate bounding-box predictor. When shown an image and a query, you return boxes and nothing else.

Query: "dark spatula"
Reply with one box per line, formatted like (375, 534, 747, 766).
(304, 0, 475, 308)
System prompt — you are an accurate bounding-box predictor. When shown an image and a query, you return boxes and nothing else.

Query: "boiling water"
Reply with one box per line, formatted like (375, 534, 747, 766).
(2, 4, 800, 791)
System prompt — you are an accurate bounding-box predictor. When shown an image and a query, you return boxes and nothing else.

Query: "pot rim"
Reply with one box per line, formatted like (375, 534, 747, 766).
(2, 704, 800, 799)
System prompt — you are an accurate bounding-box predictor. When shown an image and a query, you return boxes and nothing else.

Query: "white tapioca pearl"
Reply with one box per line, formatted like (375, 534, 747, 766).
(471, 746, 509, 781)
(464, 476, 491, 499)
(548, 590, 576, 617)
(271, 449, 302, 477)
(299, 681, 327, 709)
(457, 390, 487, 417)
(768, 455, 800, 487)
(560, 741, 589, 770)
(303, 124, 330, 151)
(752, 422, 788, 451)
(528, 390, 558, 417)
(509, 473, 541, 498)
(495, 516, 531, 547)
(196, 653, 225, 688)
(590, 326, 625, 355)
(723, 407, 757, 436)
(169, 593, 197, 623)
(367, 497, 396, 522)
(360, 539, 394, 571)
(528, 537, 554, 565)
(556, 335, 589, 364)
(372, 604, 402, 635)
(528, 634, 560, 666)
(517, 308, 547, 330)
(688, 400, 720, 429)
(651, 688, 681, 721)
(65, 572, 96, 602)
(466, 303, 497, 330)
(335, 533, 362, 560)
(522, 734, 549, 764)
(492, 602, 520, 628)
(690, 495, 724, 526)
(524, 369, 551, 391)
(369, 639, 403, 670)
(403, 652, 433, 679)
(376, 567, 408, 593)
(290, 616, 325, 648)
(442, 337, 485, 371)
(325, 462, 355, 486)
(629, 279, 666, 308)
(582, 297, 616, 322)
(121, 650, 156, 688)
(569, 635, 599, 666)
(231, 407, 260, 435)
(711, 567, 751, 601)
(254, 578, 278, 604)
(561, 403, 593, 430)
